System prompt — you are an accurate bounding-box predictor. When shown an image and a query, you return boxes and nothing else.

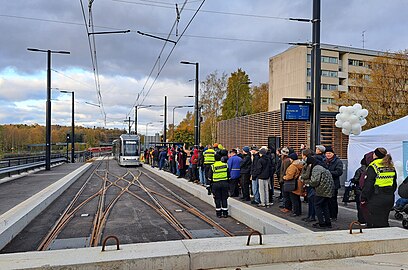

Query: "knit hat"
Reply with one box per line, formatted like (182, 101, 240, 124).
(316, 145, 326, 153)
(251, 145, 259, 151)
(243, 146, 250, 153)
(259, 148, 267, 155)
(281, 147, 289, 156)
(325, 146, 334, 153)
(288, 153, 298, 160)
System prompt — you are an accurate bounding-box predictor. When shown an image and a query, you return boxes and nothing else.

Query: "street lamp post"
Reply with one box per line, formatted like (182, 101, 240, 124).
(60, 90, 75, 163)
(172, 105, 194, 140)
(181, 61, 199, 147)
(27, 48, 70, 170)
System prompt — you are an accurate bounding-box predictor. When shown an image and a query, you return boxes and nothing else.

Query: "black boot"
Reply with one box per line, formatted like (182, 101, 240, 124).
(216, 210, 222, 218)
(222, 210, 228, 218)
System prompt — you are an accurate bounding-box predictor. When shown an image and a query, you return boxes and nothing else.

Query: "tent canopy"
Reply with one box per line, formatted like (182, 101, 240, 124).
(347, 115, 408, 181)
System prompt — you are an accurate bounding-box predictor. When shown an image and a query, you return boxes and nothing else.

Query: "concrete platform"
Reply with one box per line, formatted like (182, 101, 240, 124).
(0, 162, 92, 250)
(0, 227, 407, 270)
(143, 166, 311, 234)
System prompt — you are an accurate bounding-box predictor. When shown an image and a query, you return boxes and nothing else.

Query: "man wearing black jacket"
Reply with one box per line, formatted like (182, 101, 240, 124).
(240, 146, 252, 201)
(255, 148, 272, 207)
(250, 146, 261, 204)
(325, 146, 343, 221)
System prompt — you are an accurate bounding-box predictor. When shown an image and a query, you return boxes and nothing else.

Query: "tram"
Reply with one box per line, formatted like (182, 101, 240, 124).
(113, 134, 142, 166)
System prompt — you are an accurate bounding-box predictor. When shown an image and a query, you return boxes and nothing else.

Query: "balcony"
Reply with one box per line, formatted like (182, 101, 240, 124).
(338, 85, 347, 92)
(338, 71, 347, 78)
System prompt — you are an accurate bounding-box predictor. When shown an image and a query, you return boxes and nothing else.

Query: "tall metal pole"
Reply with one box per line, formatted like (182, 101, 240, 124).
(128, 117, 131, 134)
(310, 0, 321, 150)
(71, 92, 75, 163)
(194, 63, 199, 147)
(135, 106, 138, 134)
(164, 96, 167, 143)
(27, 47, 70, 170)
(46, 50, 51, 170)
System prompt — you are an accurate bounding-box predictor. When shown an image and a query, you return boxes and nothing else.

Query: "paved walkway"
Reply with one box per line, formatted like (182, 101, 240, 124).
(0, 163, 84, 215)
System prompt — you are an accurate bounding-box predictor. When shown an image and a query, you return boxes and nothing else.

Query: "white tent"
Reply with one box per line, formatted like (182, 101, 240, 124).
(347, 115, 408, 182)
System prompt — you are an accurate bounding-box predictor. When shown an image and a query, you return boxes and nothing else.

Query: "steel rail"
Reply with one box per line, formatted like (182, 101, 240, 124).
(138, 170, 235, 237)
(37, 156, 109, 251)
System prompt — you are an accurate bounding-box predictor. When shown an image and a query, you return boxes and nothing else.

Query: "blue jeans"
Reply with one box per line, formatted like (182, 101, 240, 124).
(252, 178, 260, 203)
(159, 159, 166, 170)
(199, 167, 206, 185)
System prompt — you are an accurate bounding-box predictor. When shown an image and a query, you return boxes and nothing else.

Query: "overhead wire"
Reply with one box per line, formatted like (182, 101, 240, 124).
(111, 0, 292, 20)
(79, 0, 107, 125)
(127, 0, 207, 118)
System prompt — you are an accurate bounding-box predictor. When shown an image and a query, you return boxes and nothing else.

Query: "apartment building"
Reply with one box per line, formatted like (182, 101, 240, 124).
(268, 44, 382, 111)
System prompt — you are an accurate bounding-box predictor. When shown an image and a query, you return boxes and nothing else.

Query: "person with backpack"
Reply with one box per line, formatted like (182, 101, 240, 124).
(307, 155, 335, 229)
(324, 146, 343, 221)
(283, 153, 303, 216)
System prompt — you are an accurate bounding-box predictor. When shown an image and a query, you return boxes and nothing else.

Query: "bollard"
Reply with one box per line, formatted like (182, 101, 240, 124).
(349, 221, 364, 234)
(101, 235, 120, 251)
(246, 230, 262, 246)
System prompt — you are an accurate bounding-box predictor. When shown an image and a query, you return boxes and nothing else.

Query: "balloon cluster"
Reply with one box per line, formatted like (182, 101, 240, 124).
(335, 103, 368, 135)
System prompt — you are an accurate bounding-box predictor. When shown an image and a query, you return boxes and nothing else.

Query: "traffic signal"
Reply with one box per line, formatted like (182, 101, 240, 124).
(66, 133, 70, 142)
(160, 135, 164, 142)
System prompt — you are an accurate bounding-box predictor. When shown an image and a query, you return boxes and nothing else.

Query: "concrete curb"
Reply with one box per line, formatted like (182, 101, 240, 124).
(143, 165, 311, 234)
(0, 163, 92, 250)
(1, 228, 407, 270)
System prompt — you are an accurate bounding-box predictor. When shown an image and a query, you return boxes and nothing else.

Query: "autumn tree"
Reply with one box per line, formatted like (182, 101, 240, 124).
(332, 51, 408, 129)
(221, 69, 252, 120)
(200, 71, 228, 146)
(173, 111, 194, 146)
(251, 83, 269, 113)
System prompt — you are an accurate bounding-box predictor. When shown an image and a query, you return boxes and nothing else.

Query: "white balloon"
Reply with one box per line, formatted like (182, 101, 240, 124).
(347, 106, 354, 114)
(339, 106, 347, 113)
(335, 113, 341, 120)
(361, 109, 369, 117)
(349, 114, 359, 124)
(351, 123, 361, 131)
(351, 124, 362, 135)
(353, 103, 362, 111)
(342, 121, 352, 131)
(335, 120, 344, 128)
(342, 128, 351, 135)
(360, 118, 367, 126)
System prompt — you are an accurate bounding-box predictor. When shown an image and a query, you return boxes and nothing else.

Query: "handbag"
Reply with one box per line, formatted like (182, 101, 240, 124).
(284, 179, 296, 192)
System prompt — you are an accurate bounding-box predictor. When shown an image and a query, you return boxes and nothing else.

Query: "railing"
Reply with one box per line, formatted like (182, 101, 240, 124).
(0, 155, 67, 178)
(0, 154, 66, 169)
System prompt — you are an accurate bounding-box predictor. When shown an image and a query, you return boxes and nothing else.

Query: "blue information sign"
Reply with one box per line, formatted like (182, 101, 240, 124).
(282, 103, 311, 121)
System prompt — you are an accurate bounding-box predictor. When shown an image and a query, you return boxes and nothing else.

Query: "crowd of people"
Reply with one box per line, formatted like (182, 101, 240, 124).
(143, 142, 408, 230)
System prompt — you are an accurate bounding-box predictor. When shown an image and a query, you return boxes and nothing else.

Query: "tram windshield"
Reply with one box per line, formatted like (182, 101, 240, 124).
(123, 140, 139, 156)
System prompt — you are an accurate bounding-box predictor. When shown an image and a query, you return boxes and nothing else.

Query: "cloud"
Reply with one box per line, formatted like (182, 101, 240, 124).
(1, 0, 407, 130)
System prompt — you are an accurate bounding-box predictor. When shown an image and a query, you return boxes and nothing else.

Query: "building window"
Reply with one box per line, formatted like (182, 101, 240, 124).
(322, 56, 338, 64)
(321, 70, 338, 77)
(307, 82, 311, 91)
(321, 84, 338, 90)
(307, 54, 311, 63)
(307, 68, 311, 76)
(348, 59, 369, 67)
(321, 97, 334, 104)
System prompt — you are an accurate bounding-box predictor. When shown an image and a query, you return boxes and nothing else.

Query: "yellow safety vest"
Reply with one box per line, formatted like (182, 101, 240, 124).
(211, 161, 228, 182)
(204, 149, 215, 164)
(368, 158, 395, 187)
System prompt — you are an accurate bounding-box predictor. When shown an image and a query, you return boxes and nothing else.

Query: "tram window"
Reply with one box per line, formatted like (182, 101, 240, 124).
(124, 140, 139, 156)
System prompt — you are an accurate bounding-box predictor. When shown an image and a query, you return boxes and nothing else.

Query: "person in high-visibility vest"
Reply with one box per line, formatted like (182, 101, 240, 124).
(207, 154, 230, 218)
(362, 147, 397, 228)
(203, 146, 216, 183)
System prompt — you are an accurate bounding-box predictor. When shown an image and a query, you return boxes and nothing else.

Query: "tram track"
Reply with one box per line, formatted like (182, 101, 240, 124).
(37, 160, 236, 251)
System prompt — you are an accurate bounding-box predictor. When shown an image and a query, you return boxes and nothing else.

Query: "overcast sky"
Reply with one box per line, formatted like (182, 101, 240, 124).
(1, 0, 407, 135)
